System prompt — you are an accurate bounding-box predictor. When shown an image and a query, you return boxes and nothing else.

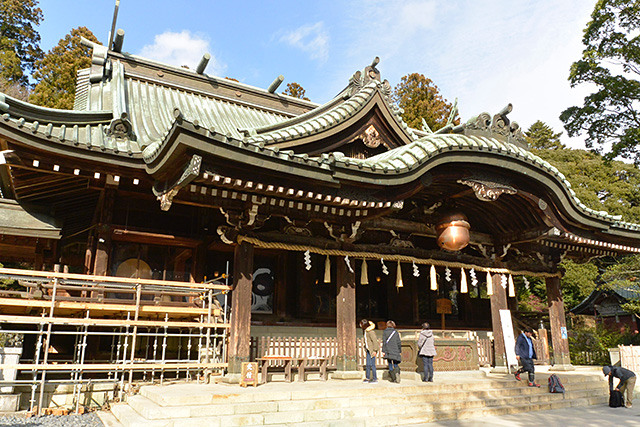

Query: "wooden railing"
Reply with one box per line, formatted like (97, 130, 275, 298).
(251, 336, 387, 368)
(477, 338, 493, 367)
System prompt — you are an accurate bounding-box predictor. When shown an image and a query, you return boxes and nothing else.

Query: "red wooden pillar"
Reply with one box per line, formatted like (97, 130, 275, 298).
(228, 240, 254, 374)
(489, 273, 508, 370)
(335, 255, 357, 373)
(546, 276, 573, 369)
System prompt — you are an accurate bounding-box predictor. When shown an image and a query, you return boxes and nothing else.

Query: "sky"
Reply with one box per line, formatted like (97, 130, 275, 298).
(37, 0, 597, 149)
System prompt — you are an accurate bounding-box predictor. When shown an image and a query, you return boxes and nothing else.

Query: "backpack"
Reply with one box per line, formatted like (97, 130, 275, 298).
(609, 390, 624, 408)
(548, 374, 565, 394)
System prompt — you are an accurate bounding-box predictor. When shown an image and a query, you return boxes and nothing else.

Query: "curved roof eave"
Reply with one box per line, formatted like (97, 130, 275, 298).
(146, 122, 640, 240)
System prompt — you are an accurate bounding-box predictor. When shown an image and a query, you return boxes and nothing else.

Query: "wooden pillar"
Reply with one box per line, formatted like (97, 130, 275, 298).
(489, 273, 508, 369)
(336, 255, 357, 372)
(92, 188, 116, 276)
(546, 276, 573, 369)
(228, 240, 254, 374)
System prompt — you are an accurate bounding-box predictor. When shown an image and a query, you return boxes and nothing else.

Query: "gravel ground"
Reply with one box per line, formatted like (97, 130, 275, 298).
(0, 413, 104, 427)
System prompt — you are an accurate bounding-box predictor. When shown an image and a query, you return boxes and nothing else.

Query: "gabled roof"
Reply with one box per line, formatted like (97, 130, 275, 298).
(0, 199, 60, 239)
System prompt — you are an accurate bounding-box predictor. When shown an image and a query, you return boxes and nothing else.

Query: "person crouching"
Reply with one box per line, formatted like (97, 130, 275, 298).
(603, 365, 636, 408)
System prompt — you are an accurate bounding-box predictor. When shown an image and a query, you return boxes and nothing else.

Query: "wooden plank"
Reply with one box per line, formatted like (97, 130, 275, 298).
(0, 268, 230, 290)
(0, 314, 229, 329)
(2, 362, 227, 371)
(0, 297, 216, 316)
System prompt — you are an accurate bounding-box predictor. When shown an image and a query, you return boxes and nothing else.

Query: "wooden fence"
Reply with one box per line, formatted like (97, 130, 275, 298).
(251, 335, 494, 369)
(619, 345, 640, 373)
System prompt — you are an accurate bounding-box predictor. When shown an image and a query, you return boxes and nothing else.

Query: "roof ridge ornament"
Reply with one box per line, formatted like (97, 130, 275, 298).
(346, 57, 392, 99)
(461, 103, 527, 149)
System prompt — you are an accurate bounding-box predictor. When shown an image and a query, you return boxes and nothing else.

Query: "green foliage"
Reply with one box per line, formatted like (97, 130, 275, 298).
(282, 82, 310, 101)
(533, 146, 640, 224)
(600, 254, 640, 314)
(0, 0, 43, 87)
(560, 0, 640, 164)
(560, 259, 599, 310)
(0, 332, 23, 347)
(568, 320, 619, 365)
(30, 27, 98, 109)
(516, 275, 547, 312)
(392, 73, 459, 131)
(525, 121, 564, 150)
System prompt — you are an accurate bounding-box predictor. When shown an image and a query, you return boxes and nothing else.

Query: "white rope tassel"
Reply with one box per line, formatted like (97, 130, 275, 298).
(508, 274, 515, 297)
(460, 268, 468, 294)
(361, 259, 369, 285)
(396, 261, 404, 288)
(430, 265, 438, 291)
(324, 255, 331, 283)
(486, 271, 493, 296)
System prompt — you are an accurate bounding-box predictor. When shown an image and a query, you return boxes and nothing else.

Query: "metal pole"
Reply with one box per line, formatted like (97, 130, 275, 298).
(160, 314, 168, 384)
(38, 265, 60, 415)
(127, 284, 142, 391)
(29, 314, 45, 412)
(75, 311, 89, 413)
(205, 290, 213, 383)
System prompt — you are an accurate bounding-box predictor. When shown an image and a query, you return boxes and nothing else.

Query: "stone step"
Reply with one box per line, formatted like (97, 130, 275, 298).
(118, 381, 609, 425)
(139, 376, 605, 408)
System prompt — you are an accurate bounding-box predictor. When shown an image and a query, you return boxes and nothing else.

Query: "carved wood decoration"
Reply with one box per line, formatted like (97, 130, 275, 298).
(153, 154, 202, 211)
(458, 178, 517, 202)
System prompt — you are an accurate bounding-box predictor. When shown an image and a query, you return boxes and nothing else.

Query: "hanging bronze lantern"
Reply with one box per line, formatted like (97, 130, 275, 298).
(435, 212, 470, 251)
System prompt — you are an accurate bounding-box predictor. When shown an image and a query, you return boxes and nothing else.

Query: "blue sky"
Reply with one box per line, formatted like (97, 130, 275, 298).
(38, 0, 596, 148)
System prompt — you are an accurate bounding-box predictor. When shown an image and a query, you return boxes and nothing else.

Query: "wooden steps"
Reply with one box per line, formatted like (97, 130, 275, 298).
(109, 371, 608, 426)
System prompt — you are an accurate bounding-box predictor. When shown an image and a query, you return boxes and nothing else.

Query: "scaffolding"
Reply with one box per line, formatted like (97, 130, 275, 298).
(0, 267, 231, 414)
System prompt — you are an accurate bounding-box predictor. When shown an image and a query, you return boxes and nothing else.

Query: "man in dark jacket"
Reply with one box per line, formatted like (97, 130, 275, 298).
(382, 320, 402, 383)
(604, 365, 636, 408)
(514, 328, 539, 387)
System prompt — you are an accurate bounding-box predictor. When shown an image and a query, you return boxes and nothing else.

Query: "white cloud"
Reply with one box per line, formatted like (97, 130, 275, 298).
(330, 0, 597, 149)
(138, 30, 226, 76)
(279, 22, 329, 63)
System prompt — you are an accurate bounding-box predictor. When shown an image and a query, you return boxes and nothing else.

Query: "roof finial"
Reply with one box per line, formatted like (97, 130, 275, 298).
(196, 53, 211, 74)
(107, 0, 121, 51)
(267, 75, 284, 93)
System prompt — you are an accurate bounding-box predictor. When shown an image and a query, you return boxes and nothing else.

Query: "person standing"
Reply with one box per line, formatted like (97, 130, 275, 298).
(417, 322, 436, 382)
(360, 319, 379, 383)
(603, 365, 636, 408)
(382, 320, 402, 383)
(514, 328, 539, 387)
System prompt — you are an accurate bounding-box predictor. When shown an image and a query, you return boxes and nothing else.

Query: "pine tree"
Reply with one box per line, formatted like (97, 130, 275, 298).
(30, 27, 99, 110)
(0, 0, 44, 87)
(392, 73, 458, 131)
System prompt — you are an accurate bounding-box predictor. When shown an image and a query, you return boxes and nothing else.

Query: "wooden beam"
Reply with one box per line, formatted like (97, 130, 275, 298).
(0, 314, 229, 329)
(3, 362, 227, 371)
(0, 268, 230, 291)
(0, 298, 218, 316)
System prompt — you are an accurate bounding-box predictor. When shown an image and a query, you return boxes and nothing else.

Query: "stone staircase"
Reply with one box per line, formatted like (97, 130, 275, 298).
(106, 371, 609, 427)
